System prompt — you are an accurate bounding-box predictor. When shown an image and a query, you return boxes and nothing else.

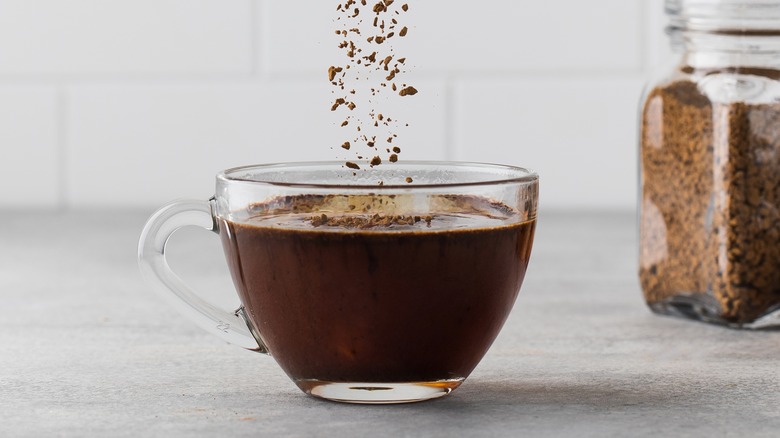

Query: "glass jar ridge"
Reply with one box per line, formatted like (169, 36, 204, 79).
(666, 0, 780, 33)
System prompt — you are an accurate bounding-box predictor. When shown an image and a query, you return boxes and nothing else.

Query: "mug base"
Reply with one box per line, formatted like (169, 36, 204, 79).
(296, 378, 464, 404)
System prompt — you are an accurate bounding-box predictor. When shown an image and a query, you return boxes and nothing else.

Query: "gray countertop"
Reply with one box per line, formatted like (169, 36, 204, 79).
(2, 210, 778, 437)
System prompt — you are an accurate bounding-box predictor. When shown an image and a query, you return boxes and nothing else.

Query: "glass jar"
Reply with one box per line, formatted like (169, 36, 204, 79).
(640, 0, 780, 328)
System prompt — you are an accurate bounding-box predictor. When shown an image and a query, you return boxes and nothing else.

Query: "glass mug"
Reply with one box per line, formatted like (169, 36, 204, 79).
(138, 161, 539, 404)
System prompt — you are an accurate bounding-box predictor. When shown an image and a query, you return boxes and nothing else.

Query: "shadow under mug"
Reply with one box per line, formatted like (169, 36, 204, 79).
(138, 161, 539, 404)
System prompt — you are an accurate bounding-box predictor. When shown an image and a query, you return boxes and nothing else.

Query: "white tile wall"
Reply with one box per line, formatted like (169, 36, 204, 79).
(383, 0, 644, 74)
(264, 1, 643, 75)
(0, 86, 59, 207)
(66, 80, 447, 207)
(0, 0, 675, 210)
(0, 0, 252, 75)
(454, 77, 644, 209)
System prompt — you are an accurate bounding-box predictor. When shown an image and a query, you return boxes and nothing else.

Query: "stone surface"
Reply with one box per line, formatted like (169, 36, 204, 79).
(2, 210, 778, 437)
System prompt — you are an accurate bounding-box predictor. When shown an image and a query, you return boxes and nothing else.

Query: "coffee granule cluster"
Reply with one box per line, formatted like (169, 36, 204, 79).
(310, 213, 433, 229)
(640, 79, 780, 325)
(330, 0, 416, 174)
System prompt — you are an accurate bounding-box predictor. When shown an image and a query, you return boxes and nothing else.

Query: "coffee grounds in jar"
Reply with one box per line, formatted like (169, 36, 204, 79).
(640, 79, 780, 324)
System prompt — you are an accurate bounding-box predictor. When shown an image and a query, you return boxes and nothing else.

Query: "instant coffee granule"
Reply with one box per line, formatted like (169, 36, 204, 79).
(640, 79, 780, 324)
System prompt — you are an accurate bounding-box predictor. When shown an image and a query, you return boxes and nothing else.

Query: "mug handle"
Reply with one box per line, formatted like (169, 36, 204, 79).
(138, 198, 268, 353)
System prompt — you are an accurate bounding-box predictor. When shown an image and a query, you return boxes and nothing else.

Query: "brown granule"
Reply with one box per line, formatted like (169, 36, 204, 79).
(405, 177, 413, 183)
(341, 141, 351, 150)
(393, 146, 401, 153)
(399, 86, 417, 96)
(399, 26, 408, 37)
(346, 161, 360, 170)
(310, 214, 330, 227)
(328, 66, 343, 81)
(389, 154, 398, 162)
(331, 98, 346, 111)
(640, 78, 780, 325)
(402, 4, 408, 11)
(370, 156, 382, 166)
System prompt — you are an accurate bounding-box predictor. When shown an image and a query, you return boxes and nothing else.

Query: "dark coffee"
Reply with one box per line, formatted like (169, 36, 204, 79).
(218, 194, 535, 388)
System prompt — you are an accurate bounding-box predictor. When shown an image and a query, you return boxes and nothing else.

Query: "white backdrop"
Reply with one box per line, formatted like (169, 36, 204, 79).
(0, 0, 674, 210)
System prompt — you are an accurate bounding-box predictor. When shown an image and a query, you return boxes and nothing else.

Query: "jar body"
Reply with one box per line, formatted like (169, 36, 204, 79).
(640, 24, 780, 328)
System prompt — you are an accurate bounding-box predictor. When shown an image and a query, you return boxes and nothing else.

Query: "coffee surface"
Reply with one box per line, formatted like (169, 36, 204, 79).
(219, 194, 535, 384)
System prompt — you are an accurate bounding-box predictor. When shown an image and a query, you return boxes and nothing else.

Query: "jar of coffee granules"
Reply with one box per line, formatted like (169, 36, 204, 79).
(640, 0, 780, 328)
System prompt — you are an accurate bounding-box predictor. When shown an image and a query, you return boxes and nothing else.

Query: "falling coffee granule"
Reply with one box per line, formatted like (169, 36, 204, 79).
(328, 66, 343, 81)
(399, 86, 417, 96)
(331, 98, 346, 111)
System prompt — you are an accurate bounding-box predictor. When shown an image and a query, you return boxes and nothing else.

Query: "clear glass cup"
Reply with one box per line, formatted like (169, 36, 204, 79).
(138, 161, 539, 404)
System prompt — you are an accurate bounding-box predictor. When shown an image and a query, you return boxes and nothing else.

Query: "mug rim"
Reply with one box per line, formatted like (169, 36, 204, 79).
(217, 161, 538, 190)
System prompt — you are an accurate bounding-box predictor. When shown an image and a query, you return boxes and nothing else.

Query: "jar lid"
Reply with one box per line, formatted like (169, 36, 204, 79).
(667, 0, 780, 32)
